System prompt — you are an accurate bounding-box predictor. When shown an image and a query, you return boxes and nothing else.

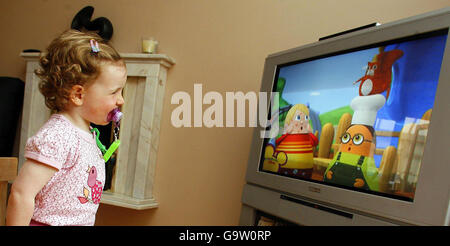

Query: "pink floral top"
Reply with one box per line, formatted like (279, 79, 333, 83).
(24, 114, 105, 226)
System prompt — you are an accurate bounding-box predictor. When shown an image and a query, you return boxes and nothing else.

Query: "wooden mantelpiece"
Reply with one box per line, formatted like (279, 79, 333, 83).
(20, 52, 175, 209)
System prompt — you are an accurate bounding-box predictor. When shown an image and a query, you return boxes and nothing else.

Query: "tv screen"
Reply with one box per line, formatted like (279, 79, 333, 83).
(259, 30, 448, 202)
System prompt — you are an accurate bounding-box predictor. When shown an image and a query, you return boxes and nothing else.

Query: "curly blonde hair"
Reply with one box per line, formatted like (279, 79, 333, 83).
(35, 29, 123, 112)
(284, 104, 309, 126)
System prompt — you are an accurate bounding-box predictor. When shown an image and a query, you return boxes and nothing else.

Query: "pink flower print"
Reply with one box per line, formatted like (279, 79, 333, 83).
(77, 166, 103, 204)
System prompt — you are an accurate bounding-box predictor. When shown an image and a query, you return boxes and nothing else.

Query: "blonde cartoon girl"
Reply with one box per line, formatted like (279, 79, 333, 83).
(275, 104, 318, 179)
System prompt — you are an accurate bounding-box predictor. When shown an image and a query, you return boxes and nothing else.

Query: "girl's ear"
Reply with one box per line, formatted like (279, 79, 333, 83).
(69, 85, 85, 106)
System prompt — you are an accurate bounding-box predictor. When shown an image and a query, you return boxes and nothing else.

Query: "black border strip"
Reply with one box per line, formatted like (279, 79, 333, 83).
(319, 23, 379, 41)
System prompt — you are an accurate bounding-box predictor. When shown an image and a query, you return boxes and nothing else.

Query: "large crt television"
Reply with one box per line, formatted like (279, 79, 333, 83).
(241, 8, 450, 225)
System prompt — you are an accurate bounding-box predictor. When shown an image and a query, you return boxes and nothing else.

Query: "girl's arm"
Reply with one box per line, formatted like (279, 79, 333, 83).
(6, 159, 57, 226)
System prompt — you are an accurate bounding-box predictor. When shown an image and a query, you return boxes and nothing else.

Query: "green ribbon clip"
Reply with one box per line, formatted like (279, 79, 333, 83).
(91, 128, 120, 162)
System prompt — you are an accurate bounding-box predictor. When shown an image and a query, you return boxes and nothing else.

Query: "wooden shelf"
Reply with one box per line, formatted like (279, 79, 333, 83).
(101, 191, 158, 210)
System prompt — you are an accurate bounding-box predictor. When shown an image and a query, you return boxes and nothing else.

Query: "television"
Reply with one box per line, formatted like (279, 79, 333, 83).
(241, 7, 450, 226)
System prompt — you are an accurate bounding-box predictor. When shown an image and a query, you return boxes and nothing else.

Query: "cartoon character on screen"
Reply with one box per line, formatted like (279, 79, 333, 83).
(274, 104, 318, 179)
(323, 95, 384, 191)
(323, 124, 379, 191)
(354, 46, 403, 99)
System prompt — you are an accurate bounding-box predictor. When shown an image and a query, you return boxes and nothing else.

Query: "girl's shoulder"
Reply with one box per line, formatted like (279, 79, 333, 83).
(44, 114, 76, 131)
(34, 114, 80, 142)
(25, 114, 81, 170)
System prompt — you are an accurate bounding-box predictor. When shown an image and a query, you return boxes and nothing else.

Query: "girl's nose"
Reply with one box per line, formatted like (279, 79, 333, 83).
(117, 94, 125, 106)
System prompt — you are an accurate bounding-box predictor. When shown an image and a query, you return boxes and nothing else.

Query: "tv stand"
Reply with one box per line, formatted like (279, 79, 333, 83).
(240, 184, 409, 226)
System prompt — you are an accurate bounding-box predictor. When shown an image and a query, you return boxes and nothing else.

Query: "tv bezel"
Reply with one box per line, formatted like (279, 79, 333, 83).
(245, 7, 450, 226)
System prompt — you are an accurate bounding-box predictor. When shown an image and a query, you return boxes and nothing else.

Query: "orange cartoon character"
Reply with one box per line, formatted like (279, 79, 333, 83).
(323, 124, 379, 191)
(275, 104, 318, 179)
(354, 47, 403, 99)
(323, 94, 384, 192)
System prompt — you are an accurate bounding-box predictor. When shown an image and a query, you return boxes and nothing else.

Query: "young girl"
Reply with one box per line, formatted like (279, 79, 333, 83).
(6, 30, 127, 226)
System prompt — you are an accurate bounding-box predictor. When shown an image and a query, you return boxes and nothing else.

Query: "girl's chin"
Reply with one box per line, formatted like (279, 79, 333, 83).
(90, 119, 109, 126)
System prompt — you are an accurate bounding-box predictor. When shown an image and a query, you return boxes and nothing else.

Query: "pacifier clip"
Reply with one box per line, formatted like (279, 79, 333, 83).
(91, 108, 123, 162)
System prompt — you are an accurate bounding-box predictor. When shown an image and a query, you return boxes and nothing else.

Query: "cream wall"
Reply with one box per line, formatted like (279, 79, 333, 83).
(0, 0, 448, 225)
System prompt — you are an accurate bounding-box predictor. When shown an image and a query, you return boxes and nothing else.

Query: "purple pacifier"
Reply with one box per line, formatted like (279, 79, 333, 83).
(107, 108, 123, 124)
